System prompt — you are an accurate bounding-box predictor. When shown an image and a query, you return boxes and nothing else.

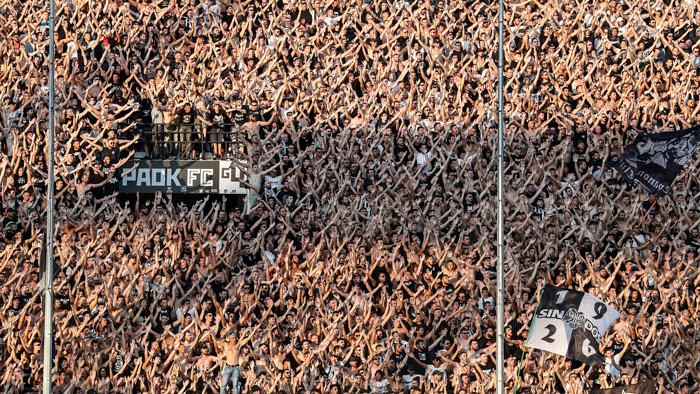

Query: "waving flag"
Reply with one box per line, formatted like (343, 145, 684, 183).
(610, 125, 700, 195)
(525, 285, 620, 366)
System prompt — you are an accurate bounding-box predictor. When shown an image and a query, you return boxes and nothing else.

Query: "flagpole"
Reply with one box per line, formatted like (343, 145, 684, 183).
(514, 287, 545, 393)
(42, 0, 56, 391)
(496, 0, 505, 391)
(637, 200, 657, 227)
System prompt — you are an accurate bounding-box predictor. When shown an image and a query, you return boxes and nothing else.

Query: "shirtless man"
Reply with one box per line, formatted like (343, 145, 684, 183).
(216, 329, 254, 394)
(194, 342, 217, 374)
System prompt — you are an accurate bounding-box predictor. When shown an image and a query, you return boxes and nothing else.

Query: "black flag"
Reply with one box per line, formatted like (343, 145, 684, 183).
(610, 125, 700, 195)
(590, 380, 655, 394)
(525, 285, 620, 366)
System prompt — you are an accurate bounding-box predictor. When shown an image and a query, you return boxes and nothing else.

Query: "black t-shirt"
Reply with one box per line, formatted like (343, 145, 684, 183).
(603, 241, 619, 258)
(504, 339, 522, 359)
(687, 232, 700, 250)
(400, 278, 417, 298)
(18, 293, 31, 309)
(138, 98, 152, 123)
(211, 109, 229, 127)
(58, 292, 71, 310)
(102, 172, 123, 197)
(512, 151, 526, 163)
(14, 174, 28, 190)
(643, 200, 660, 215)
(239, 253, 257, 267)
(246, 106, 262, 122)
(104, 146, 120, 164)
(32, 176, 46, 195)
(413, 349, 431, 375)
(477, 333, 495, 349)
(230, 109, 247, 125)
(178, 108, 195, 125)
(276, 188, 298, 203)
(479, 358, 496, 377)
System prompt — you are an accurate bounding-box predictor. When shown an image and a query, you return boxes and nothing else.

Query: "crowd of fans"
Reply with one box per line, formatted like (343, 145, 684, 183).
(2, 0, 700, 392)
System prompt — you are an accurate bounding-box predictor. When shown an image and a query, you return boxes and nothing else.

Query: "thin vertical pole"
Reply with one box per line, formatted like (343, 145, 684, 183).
(496, 0, 505, 391)
(43, 0, 56, 391)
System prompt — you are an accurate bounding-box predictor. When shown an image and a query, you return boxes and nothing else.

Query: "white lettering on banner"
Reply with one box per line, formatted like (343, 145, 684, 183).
(187, 169, 214, 187)
(121, 161, 248, 194)
(616, 161, 635, 180)
(137, 169, 150, 186)
(537, 309, 566, 319)
(638, 172, 670, 194)
(555, 290, 568, 304)
(122, 169, 136, 185)
(220, 161, 248, 194)
(167, 168, 181, 186)
(122, 168, 182, 187)
(152, 169, 166, 186)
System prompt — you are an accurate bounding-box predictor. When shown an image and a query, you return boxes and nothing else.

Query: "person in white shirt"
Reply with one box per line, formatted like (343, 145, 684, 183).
(370, 370, 389, 393)
(416, 144, 432, 173)
(322, 8, 341, 28)
(426, 357, 446, 379)
(264, 168, 283, 190)
(477, 287, 494, 310)
(603, 336, 630, 381)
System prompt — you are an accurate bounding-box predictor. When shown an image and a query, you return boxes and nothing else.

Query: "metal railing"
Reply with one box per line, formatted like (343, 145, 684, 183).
(119, 122, 246, 160)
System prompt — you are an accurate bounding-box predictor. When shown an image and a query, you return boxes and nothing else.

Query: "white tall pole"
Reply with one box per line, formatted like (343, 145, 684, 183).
(42, 0, 56, 391)
(496, 0, 506, 391)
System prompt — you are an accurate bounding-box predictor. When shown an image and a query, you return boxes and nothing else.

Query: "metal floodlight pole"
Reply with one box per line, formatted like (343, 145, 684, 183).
(496, 0, 506, 391)
(43, 0, 56, 391)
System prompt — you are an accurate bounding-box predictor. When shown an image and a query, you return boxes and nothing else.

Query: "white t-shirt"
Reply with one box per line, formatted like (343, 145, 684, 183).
(402, 374, 423, 388)
(426, 364, 446, 378)
(604, 354, 621, 379)
(478, 296, 494, 310)
(371, 378, 389, 393)
(265, 174, 283, 190)
(323, 15, 341, 27)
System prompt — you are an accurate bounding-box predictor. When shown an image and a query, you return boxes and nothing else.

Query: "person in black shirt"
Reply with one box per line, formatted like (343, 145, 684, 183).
(133, 91, 153, 158)
(173, 102, 196, 159)
(409, 339, 431, 375)
(276, 179, 298, 203)
(101, 162, 139, 197)
(208, 102, 230, 159)
(237, 245, 258, 268)
(85, 136, 139, 167)
(477, 349, 496, 378)
(57, 288, 71, 311)
(228, 96, 247, 126)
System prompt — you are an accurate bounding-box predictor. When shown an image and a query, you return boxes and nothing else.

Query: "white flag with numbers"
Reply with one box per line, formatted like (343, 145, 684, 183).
(525, 285, 621, 366)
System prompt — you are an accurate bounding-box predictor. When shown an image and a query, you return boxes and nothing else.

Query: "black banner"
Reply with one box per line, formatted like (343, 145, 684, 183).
(591, 380, 655, 394)
(611, 125, 700, 195)
(119, 160, 247, 194)
(525, 285, 620, 366)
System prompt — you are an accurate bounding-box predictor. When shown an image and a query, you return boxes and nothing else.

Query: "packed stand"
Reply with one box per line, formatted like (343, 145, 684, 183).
(1, 0, 700, 392)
